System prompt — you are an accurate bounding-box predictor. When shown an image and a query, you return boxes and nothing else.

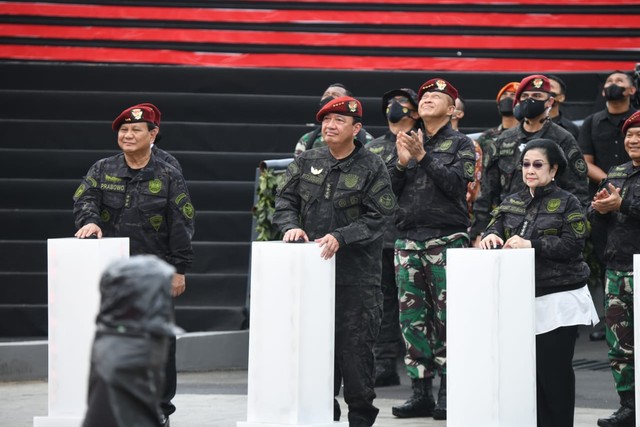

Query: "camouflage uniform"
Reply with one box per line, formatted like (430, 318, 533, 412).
(366, 132, 406, 369)
(483, 181, 590, 296)
(294, 127, 375, 157)
(153, 146, 182, 172)
(273, 141, 396, 427)
(589, 162, 640, 394)
(73, 152, 195, 419)
(474, 120, 589, 238)
(388, 123, 475, 379)
(73, 153, 195, 272)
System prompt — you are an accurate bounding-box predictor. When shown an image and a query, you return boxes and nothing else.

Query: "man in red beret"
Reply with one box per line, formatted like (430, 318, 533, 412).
(73, 103, 195, 427)
(590, 111, 640, 427)
(274, 96, 397, 427)
(389, 78, 476, 420)
(469, 82, 521, 244)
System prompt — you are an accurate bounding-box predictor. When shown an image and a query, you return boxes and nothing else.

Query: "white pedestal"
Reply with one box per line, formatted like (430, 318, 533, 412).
(447, 248, 536, 427)
(634, 254, 639, 424)
(238, 241, 346, 427)
(34, 238, 129, 427)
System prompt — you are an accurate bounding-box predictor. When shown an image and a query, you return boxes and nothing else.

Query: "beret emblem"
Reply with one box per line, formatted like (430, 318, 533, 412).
(131, 108, 143, 120)
(436, 80, 447, 91)
(532, 78, 543, 89)
(348, 101, 358, 113)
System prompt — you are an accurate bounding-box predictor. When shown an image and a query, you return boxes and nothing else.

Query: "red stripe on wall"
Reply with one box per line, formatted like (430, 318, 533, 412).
(0, 3, 637, 29)
(2, 24, 639, 51)
(0, 44, 634, 72)
(250, 0, 640, 4)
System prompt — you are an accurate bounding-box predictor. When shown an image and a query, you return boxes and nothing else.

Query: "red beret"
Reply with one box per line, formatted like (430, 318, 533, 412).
(316, 96, 363, 122)
(112, 103, 161, 131)
(496, 82, 520, 103)
(418, 78, 458, 103)
(622, 111, 640, 135)
(514, 75, 550, 104)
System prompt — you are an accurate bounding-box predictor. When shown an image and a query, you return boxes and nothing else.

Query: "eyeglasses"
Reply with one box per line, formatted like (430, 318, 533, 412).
(521, 160, 547, 170)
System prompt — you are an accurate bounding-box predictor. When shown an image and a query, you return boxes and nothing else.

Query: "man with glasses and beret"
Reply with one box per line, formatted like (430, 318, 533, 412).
(366, 88, 420, 387)
(73, 103, 195, 427)
(274, 96, 397, 427)
(388, 78, 476, 420)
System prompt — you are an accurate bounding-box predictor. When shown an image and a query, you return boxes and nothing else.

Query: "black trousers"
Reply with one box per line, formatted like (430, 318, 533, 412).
(374, 248, 404, 361)
(334, 286, 382, 427)
(536, 325, 578, 427)
(161, 334, 177, 416)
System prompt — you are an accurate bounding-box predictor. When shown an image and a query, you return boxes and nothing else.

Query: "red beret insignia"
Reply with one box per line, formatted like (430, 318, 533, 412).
(533, 78, 544, 89)
(417, 78, 459, 103)
(436, 80, 447, 91)
(131, 108, 143, 120)
(348, 101, 358, 113)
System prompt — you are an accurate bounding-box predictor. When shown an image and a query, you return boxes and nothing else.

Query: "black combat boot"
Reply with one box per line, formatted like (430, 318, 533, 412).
(391, 377, 436, 418)
(432, 374, 447, 420)
(375, 358, 401, 387)
(597, 391, 635, 427)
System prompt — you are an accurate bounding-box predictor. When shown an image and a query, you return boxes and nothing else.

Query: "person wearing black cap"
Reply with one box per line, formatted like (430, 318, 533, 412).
(590, 111, 640, 427)
(481, 138, 598, 427)
(274, 96, 397, 427)
(366, 88, 420, 387)
(294, 83, 374, 157)
(73, 103, 195, 427)
(389, 78, 476, 420)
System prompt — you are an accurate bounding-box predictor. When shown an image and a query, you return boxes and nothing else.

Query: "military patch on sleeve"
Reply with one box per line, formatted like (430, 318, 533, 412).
(459, 150, 476, 160)
(574, 158, 587, 174)
(566, 212, 584, 222)
(87, 177, 98, 188)
(288, 161, 300, 177)
(370, 179, 387, 195)
(182, 203, 195, 220)
(175, 193, 187, 205)
(570, 220, 586, 236)
(376, 192, 396, 212)
(464, 161, 475, 179)
(74, 183, 86, 199)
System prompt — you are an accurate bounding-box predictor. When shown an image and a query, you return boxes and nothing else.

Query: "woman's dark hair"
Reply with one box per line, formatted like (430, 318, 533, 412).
(520, 138, 567, 176)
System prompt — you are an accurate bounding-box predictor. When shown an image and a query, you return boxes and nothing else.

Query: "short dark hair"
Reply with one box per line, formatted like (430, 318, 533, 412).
(327, 83, 353, 97)
(547, 74, 567, 95)
(608, 70, 634, 86)
(520, 138, 567, 176)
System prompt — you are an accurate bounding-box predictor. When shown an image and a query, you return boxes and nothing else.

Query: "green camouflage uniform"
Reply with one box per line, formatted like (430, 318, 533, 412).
(589, 161, 640, 394)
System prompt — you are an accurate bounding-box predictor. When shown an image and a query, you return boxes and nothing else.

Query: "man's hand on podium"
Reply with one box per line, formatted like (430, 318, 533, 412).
(75, 223, 103, 239)
(283, 228, 309, 243)
(315, 234, 339, 260)
(172, 273, 186, 297)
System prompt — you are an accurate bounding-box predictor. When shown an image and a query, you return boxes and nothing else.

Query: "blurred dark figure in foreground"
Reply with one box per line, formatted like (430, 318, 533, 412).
(82, 255, 180, 427)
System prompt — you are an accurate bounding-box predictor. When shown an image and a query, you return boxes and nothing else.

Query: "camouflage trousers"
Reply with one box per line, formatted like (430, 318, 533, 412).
(605, 269, 635, 393)
(394, 233, 468, 379)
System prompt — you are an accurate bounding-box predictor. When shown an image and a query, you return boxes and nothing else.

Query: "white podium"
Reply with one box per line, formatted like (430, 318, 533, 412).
(238, 241, 347, 427)
(447, 248, 536, 427)
(34, 238, 129, 427)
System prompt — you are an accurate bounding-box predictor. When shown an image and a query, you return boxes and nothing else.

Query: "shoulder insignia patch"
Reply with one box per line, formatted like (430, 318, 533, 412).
(74, 183, 86, 199)
(182, 203, 195, 220)
(464, 161, 475, 178)
(378, 192, 396, 210)
(571, 220, 586, 236)
(574, 158, 587, 174)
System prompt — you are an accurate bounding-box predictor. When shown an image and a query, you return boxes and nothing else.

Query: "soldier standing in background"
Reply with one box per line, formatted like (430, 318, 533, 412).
(366, 88, 420, 387)
(274, 96, 396, 427)
(547, 75, 581, 140)
(389, 78, 476, 421)
(591, 112, 640, 427)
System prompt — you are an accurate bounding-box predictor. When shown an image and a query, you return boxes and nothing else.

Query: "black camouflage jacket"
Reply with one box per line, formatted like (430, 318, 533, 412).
(73, 153, 195, 273)
(484, 181, 590, 297)
(388, 123, 475, 241)
(273, 141, 397, 287)
(588, 162, 640, 272)
(474, 120, 589, 236)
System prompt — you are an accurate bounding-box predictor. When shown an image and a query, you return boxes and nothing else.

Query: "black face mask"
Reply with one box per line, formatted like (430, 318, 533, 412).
(604, 84, 626, 101)
(386, 100, 412, 123)
(319, 96, 335, 109)
(519, 98, 548, 119)
(498, 98, 514, 116)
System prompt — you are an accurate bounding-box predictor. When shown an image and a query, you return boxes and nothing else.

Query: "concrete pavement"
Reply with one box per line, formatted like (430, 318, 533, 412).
(1, 326, 620, 426)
